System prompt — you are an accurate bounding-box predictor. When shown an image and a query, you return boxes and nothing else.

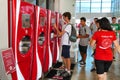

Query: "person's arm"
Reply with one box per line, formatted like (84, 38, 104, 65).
(90, 38, 96, 48)
(54, 24, 65, 37)
(113, 40, 120, 54)
(78, 26, 90, 38)
(77, 34, 89, 38)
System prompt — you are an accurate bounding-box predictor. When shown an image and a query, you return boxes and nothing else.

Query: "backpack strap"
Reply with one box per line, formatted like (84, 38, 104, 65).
(64, 23, 72, 44)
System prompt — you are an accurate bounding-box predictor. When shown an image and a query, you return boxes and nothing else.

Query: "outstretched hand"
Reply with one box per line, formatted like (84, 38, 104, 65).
(53, 24, 57, 29)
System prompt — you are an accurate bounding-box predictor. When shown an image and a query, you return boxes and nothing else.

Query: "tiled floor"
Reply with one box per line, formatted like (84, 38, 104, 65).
(44, 45, 120, 80)
(71, 45, 120, 80)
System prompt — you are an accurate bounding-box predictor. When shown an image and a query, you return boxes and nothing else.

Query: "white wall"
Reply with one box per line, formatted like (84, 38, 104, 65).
(55, 0, 76, 24)
(0, 0, 11, 80)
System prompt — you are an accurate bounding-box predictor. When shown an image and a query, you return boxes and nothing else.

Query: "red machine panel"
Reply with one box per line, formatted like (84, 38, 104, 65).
(58, 13, 62, 47)
(11, 1, 35, 80)
(52, 12, 60, 63)
(42, 9, 52, 72)
(48, 11, 58, 64)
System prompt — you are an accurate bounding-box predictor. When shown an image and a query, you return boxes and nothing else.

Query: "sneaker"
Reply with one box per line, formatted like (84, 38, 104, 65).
(79, 59, 83, 63)
(79, 60, 84, 64)
(61, 71, 71, 78)
(80, 62, 86, 66)
(91, 68, 96, 72)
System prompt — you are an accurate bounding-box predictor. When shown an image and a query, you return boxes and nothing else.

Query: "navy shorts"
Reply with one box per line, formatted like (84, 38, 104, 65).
(79, 45, 88, 53)
(61, 45, 70, 58)
(95, 60, 112, 74)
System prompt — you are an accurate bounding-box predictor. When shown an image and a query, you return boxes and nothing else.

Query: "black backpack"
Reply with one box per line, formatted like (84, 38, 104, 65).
(66, 24, 77, 42)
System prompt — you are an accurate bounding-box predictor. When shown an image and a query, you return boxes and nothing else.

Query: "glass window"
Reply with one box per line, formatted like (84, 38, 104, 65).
(39, 0, 46, 8)
(81, 2, 90, 12)
(91, 0, 101, 2)
(81, 0, 90, 2)
(102, 8, 111, 13)
(75, 2, 80, 13)
(91, 2, 101, 7)
(75, 0, 112, 13)
(81, 7, 90, 13)
(91, 8, 101, 13)
(102, 2, 111, 7)
(102, 0, 111, 2)
(81, 2, 90, 7)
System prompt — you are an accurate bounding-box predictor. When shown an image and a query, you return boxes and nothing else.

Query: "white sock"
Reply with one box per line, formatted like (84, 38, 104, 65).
(65, 68, 67, 71)
(67, 70, 71, 75)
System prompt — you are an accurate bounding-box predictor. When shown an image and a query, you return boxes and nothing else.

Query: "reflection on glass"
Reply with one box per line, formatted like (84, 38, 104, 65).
(51, 18, 56, 26)
(38, 32, 45, 45)
(40, 17, 46, 26)
(22, 14, 30, 28)
(19, 36, 31, 54)
(51, 31, 54, 40)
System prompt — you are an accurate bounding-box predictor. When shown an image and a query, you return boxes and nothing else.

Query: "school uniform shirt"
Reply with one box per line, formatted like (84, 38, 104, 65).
(90, 23, 98, 35)
(92, 30, 116, 61)
(79, 25, 90, 46)
(111, 23, 120, 38)
(61, 24, 72, 46)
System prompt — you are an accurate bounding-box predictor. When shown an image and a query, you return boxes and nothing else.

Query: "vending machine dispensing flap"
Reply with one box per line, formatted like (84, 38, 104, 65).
(19, 36, 31, 54)
(38, 32, 45, 45)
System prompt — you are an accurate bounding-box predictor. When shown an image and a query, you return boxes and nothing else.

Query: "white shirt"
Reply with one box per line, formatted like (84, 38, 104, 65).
(61, 24, 72, 45)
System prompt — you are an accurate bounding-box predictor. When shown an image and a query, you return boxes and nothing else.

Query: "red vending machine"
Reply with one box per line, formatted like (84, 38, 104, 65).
(32, 6, 51, 79)
(31, 6, 45, 80)
(53, 12, 60, 63)
(42, 9, 52, 72)
(11, 1, 35, 80)
(48, 11, 58, 64)
(58, 13, 62, 47)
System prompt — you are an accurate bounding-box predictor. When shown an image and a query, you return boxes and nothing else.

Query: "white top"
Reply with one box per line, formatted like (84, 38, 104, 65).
(61, 24, 72, 46)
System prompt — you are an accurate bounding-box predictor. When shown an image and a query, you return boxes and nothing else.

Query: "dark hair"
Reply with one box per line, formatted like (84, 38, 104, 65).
(62, 12, 71, 20)
(96, 19, 101, 23)
(80, 17, 86, 22)
(112, 17, 116, 20)
(94, 18, 98, 20)
(99, 17, 113, 31)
